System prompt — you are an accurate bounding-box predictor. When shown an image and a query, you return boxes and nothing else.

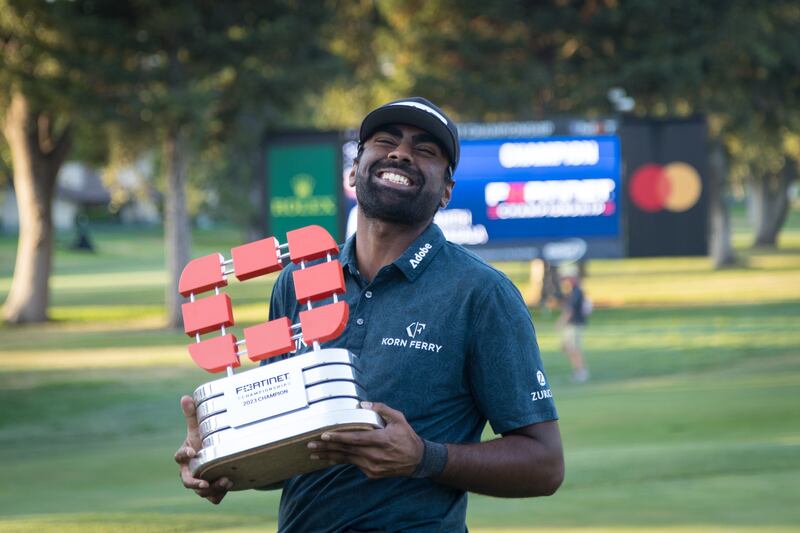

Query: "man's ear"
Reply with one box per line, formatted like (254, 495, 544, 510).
(348, 163, 357, 187)
(439, 180, 454, 208)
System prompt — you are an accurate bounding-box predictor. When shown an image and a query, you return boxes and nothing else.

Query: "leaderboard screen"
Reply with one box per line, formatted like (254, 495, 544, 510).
(435, 135, 622, 259)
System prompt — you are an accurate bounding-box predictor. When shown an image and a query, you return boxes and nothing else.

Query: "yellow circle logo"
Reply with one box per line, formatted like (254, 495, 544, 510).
(291, 174, 315, 199)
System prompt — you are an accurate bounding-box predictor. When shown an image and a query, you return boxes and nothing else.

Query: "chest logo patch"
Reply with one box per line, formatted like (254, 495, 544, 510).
(381, 321, 443, 353)
(406, 322, 426, 338)
(536, 370, 546, 386)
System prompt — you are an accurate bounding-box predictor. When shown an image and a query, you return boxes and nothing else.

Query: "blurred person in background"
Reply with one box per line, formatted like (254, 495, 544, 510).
(557, 264, 590, 382)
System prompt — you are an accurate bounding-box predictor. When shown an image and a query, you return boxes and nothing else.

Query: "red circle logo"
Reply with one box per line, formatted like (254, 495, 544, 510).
(629, 162, 702, 213)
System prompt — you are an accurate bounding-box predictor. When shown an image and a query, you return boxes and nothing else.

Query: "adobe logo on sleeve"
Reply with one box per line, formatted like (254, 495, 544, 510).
(628, 162, 702, 213)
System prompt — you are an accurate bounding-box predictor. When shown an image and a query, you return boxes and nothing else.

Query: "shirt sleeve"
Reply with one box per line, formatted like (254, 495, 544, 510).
(466, 276, 558, 435)
(267, 268, 297, 321)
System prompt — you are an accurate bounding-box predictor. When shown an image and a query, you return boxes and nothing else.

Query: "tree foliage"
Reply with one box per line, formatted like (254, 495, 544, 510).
(1, 0, 340, 325)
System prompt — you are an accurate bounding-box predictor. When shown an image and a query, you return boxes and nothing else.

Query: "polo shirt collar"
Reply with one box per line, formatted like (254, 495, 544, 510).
(393, 223, 446, 281)
(337, 223, 446, 282)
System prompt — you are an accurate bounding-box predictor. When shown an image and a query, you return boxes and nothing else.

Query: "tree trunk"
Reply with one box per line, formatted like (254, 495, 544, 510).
(707, 141, 737, 268)
(164, 125, 191, 329)
(748, 160, 797, 247)
(2, 91, 71, 324)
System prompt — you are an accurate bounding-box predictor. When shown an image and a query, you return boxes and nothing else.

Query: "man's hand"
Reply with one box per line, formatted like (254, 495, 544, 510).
(174, 395, 233, 504)
(307, 401, 424, 479)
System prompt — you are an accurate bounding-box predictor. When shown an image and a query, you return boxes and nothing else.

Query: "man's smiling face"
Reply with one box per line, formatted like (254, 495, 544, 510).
(350, 123, 453, 226)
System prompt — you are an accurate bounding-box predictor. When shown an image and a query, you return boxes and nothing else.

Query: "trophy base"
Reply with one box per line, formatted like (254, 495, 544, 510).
(189, 349, 383, 489)
(193, 420, 377, 491)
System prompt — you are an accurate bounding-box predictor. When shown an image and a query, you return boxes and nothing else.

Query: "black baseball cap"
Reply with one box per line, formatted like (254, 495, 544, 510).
(359, 97, 460, 172)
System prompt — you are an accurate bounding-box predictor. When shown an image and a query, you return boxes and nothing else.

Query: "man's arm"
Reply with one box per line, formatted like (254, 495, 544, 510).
(308, 401, 564, 498)
(438, 419, 564, 497)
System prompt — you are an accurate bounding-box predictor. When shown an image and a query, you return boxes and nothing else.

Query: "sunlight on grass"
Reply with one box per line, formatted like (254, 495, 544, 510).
(0, 346, 191, 371)
(49, 270, 167, 290)
(49, 305, 166, 322)
(0, 315, 166, 333)
(584, 269, 800, 306)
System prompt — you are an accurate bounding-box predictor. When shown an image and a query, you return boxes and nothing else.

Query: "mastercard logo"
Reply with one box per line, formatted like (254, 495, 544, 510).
(629, 162, 702, 213)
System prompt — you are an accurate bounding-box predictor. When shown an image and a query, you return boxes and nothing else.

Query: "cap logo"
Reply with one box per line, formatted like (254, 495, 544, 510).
(388, 101, 448, 126)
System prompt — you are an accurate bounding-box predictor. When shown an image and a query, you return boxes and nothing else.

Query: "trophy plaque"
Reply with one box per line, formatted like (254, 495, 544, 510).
(179, 225, 383, 490)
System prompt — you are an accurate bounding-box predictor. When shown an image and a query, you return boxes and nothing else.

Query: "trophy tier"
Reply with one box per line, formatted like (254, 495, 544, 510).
(190, 348, 384, 490)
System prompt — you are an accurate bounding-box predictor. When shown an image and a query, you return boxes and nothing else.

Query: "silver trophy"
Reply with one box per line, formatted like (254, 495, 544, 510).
(179, 225, 383, 490)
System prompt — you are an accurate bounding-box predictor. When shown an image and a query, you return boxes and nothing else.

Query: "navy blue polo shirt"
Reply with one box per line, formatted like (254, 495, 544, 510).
(267, 223, 557, 532)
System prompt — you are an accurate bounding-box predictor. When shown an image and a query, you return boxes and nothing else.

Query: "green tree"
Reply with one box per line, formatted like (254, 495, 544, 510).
(711, 1, 799, 247)
(1, 0, 338, 326)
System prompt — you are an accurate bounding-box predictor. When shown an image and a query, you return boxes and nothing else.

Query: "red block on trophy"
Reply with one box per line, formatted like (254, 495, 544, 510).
(292, 261, 345, 304)
(243, 317, 295, 362)
(188, 334, 240, 373)
(178, 254, 227, 297)
(299, 301, 349, 344)
(231, 238, 282, 281)
(287, 225, 340, 263)
(182, 293, 234, 336)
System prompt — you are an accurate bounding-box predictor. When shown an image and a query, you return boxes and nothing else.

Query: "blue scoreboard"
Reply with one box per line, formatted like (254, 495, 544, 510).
(435, 134, 622, 260)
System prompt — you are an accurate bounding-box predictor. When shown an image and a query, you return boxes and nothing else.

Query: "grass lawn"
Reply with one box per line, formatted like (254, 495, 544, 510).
(0, 209, 798, 532)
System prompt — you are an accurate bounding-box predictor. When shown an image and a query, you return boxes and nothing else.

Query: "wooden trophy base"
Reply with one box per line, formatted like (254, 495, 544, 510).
(194, 421, 377, 490)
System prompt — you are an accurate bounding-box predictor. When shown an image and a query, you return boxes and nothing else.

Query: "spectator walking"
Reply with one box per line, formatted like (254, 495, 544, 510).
(557, 265, 590, 382)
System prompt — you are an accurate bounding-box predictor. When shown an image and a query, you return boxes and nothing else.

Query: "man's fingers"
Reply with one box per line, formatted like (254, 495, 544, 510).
(194, 486, 227, 504)
(211, 476, 234, 492)
(174, 445, 197, 464)
(180, 395, 204, 450)
(309, 441, 383, 460)
(206, 493, 226, 505)
(312, 450, 361, 467)
(180, 395, 200, 432)
(198, 476, 233, 497)
(362, 401, 404, 424)
(318, 429, 380, 447)
(312, 451, 390, 479)
(181, 469, 233, 494)
(180, 465, 209, 490)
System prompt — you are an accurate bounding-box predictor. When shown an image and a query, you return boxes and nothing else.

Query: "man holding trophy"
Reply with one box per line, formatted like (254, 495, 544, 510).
(175, 97, 564, 531)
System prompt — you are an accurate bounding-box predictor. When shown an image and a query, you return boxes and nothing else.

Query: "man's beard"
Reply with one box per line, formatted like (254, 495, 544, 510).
(355, 159, 445, 226)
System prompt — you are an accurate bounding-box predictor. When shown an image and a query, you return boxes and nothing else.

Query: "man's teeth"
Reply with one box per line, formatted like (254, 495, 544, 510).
(380, 172, 411, 186)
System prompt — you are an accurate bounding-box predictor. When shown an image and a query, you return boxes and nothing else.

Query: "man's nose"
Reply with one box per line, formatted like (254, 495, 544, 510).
(388, 141, 413, 163)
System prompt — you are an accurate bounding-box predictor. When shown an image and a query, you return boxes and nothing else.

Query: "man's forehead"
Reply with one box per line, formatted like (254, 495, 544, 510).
(370, 123, 433, 138)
